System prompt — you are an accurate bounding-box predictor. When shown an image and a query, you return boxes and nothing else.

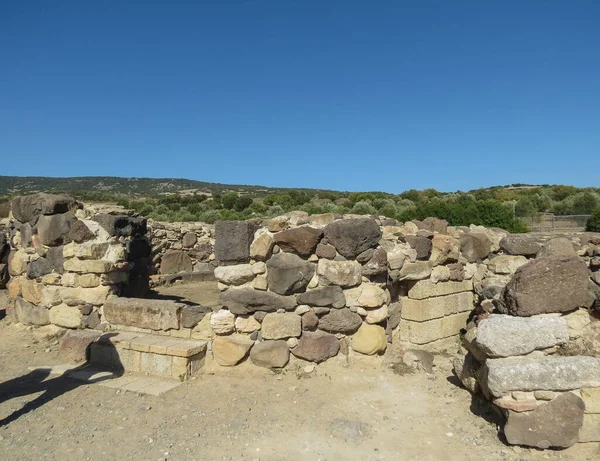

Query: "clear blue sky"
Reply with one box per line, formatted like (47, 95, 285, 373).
(1, 1, 598, 193)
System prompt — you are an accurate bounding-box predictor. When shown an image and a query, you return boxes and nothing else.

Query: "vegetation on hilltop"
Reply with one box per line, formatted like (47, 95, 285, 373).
(1, 176, 599, 233)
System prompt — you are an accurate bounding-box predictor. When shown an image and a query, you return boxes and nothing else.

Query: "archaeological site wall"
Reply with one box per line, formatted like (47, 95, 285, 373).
(2, 193, 600, 448)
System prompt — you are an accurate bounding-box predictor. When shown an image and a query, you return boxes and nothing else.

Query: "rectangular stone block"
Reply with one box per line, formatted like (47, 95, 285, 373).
(89, 343, 141, 372)
(579, 414, 600, 442)
(407, 280, 473, 300)
(401, 292, 474, 322)
(140, 352, 172, 377)
(171, 356, 189, 379)
(582, 387, 600, 414)
(405, 311, 470, 344)
(103, 297, 182, 331)
(63, 258, 114, 274)
(485, 356, 600, 398)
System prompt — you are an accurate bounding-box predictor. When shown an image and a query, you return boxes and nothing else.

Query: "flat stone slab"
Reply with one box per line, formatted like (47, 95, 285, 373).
(484, 356, 600, 398)
(475, 314, 569, 358)
(97, 331, 207, 357)
(407, 280, 473, 300)
(103, 297, 183, 331)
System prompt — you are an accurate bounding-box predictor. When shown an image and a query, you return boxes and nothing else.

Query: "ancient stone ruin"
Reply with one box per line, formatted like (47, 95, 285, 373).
(1, 193, 600, 448)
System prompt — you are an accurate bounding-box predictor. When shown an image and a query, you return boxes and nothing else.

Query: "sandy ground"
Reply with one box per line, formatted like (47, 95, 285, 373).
(1, 318, 599, 461)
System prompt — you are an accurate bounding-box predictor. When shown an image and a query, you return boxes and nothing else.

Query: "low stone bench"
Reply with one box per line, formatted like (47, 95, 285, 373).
(103, 297, 184, 331)
(90, 331, 207, 379)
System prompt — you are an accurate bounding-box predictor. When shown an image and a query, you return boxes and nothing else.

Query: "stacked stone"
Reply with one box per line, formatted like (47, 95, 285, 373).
(5, 194, 150, 330)
(147, 220, 215, 280)
(454, 240, 600, 448)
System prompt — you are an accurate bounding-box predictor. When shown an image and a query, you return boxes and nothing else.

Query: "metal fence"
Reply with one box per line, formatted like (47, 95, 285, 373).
(520, 213, 591, 232)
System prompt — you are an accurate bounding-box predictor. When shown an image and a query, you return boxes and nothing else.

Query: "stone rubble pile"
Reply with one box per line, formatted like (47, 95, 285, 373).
(3, 194, 150, 330)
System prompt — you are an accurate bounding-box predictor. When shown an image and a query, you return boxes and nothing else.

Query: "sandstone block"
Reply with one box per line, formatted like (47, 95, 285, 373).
(351, 324, 386, 355)
(103, 297, 182, 331)
(261, 313, 302, 339)
(212, 335, 254, 366)
(407, 279, 473, 299)
(214, 264, 255, 285)
(317, 259, 362, 287)
(210, 309, 235, 335)
(402, 292, 473, 322)
(49, 303, 83, 328)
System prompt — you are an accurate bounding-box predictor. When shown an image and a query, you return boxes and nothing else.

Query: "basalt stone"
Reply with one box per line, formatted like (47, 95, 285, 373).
(460, 232, 492, 263)
(182, 232, 197, 248)
(181, 304, 213, 329)
(536, 237, 577, 258)
(404, 235, 432, 260)
(302, 311, 319, 331)
(59, 329, 102, 363)
(273, 227, 323, 257)
(68, 220, 95, 243)
(127, 239, 152, 260)
(501, 256, 590, 316)
(503, 393, 584, 448)
(219, 288, 297, 315)
(318, 308, 362, 334)
(316, 243, 336, 259)
(27, 258, 53, 279)
(291, 330, 340, 363)
(323, 219, 381, 259)
(15, 297, 50, 326)
(20, 223, 33, 247)
(190, 242, 213, 261)
(362, 247, 388, 276)
(11, 193, 76, 224)
(266, 253, 315, 295)
(356, 248, 375, 264)
(93, 214, 147, 237)
(500, 235, 541, 256)
(250, 340, 290, 368)
(296, 286, 346, 308)
(160, 250, 193, 275)
(214, 220, 258, 263)
(35, 211, 75, 246)
(414, 217, 448, 234)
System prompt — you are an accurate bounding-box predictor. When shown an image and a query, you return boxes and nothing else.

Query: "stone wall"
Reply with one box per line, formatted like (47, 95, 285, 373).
(4, 194, 150, 329)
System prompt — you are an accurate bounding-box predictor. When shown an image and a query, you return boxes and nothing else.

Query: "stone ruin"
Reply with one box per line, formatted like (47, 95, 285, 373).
(1, 193, 600, 449)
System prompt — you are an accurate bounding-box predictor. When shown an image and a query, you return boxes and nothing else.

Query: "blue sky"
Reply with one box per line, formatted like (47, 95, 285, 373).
(1, 1, 598, 193)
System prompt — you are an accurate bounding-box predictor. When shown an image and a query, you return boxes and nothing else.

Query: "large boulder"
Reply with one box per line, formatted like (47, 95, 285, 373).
(214, 264, 255, 285)
(501, 256, 590, 316)
(460, 233, 492, 263)
(103, 298, 182, 331)
(273, 227, 323, 257)
(219, 288, 297, 315)
(404, 236, 432, 260)
(15, 297, 50, 326)
(160, 250, 193, 275)
(318, 308, 362, 334)
(93, 214, 147, 237)
(475, 314, 569, 358)
(291, 330, 340, 363)
(250, 340, 290, 368)
(323, 219, 382, 259)
(212, 335, 254, 366)
(214, 220, 258, 263)
(266, 253, 315, 295)
(503, 393, 584, 448)
(361, 247, 388, 276)
(68, 220, 95, 243)
(11, 194, 76, 224)
(316, 259, 362, 287)
(296, 286, 346, 308)
(36, 212, 75, 246)
(500, 235, 541, 256)
(537, 237, 577, 258)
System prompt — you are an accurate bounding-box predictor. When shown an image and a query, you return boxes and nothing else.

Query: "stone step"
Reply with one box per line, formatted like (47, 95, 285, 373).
(89, 331, 207, 380)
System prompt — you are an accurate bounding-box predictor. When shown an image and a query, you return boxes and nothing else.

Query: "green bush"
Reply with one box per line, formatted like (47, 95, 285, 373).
(587, 207, 600, 232)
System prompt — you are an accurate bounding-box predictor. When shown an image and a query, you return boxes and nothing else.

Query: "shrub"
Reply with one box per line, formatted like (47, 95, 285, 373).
(587, 207, 600, 232)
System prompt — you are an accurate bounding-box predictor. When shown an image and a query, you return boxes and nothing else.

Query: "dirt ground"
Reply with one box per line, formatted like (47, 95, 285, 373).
(1, 319, 599, 461)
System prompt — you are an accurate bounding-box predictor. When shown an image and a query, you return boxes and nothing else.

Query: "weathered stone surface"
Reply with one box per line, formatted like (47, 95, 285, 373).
(487, 255, 527, 274)
(266, 253, 315, 295)
(351, 324, 386, 355)
(460, 232, 492, 262)
(317, 259, 362, 287)
(181, 305, 212, 329)
(316, 243, 336, 259)
(27, 257, 53, 279)
(358, 284, 387, 308)
(365, 304, 388, 324)
(210, 309, 235, 334)
(318, 308, 362, 334)
(68, 220, 95, 243)
(402, 311, 470, 345)
(484, 356, 600, 398)
(407, 279, 473, 300)
(261, 313, 302, 339)
(501, 256, 590, 316)
(323, 218, 381, 259)
(475, 314, 569, 358)
(160, 250, 193, 275)
(214, 264, 255, 285)
(398, 261, 432, 281)
(15, 297, 50, 326)
(453, 351, 481, 394)
(291, 330, 340, 363)
(60, 286, 111, 306)
(356, 248, 374, 264)
(361, 247, 388, 276)
(234, 315, 261, 333)
(387, 301, 402, 331)
(537, 237, 577, 258)
(8, 249, 29, 276)
(273, 227, 323, 256)
(302, 310, 319, 330)
(402, 292, 474, 322)
(46, 246, 65, 274)
(581, 387, 600, 414)
(503, 393, 584, 448)
(250, 340, 290, 368)
(250, 231, 275, 261)
(49, 304, 83, 328)
(36, 212, 75, 246)
(212, 335, 254, 366)
(296, 286, 345, 308)
(103, 298, 182, 330)
(182, 232, 197, 248)
(59, 329, 101, 363)
(404, 235, 432, 260)
(214, 220, 258, 263)
(93, 214, 147, 237)
(500, 235, 541, 256)
(11, 193, 75, 224)
(219, 288, 297, 315)
(579, 414, 600, 443)
(63, 258, 114, 274)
